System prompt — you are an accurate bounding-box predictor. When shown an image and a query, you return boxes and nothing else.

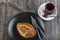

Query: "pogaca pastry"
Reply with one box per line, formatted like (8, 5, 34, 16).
(16, 23, 36, 38)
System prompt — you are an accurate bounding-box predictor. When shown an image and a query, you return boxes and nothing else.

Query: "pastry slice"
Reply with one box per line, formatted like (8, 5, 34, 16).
(16, 23, 36, 38)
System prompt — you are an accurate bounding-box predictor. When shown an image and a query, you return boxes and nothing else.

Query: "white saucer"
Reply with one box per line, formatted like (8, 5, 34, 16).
(38, 2, 57, 21)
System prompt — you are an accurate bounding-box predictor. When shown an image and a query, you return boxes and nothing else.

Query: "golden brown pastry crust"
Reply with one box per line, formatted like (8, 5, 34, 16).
(16, 23, 36, 38)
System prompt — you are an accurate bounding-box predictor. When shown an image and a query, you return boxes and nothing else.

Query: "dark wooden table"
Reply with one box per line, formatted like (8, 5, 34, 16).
(0, 0, 60, 40)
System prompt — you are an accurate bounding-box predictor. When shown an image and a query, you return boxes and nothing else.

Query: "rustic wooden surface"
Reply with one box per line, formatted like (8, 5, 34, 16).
(0, 0, 60, 40)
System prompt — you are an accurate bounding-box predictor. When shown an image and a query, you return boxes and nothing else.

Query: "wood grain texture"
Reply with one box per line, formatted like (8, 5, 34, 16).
(57, 0, 60, 39)
(0, 4, 6, 40)
(57, 0, 60, 17)
(45, 0, 58, 40)
(0, 0, 59, 40)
